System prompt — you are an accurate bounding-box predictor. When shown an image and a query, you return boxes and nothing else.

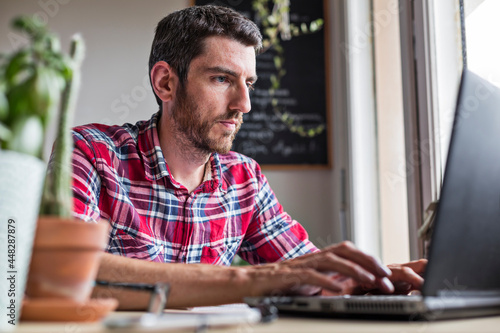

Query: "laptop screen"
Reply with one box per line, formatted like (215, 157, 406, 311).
(423, 69, 500, 297)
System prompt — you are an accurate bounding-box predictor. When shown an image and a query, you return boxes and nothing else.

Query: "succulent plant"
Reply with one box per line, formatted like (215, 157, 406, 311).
(39, 34, 84, 217)
(0, 17, 71, 158)
(0, 16, 85, 218)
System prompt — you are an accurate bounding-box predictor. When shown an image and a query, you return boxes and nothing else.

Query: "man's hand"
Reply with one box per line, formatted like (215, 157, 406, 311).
(321, 258, 428, 296)
(246, 241, 395, 297)
(94, 243, 427, 309)
(386, 259, 427, 294)
(357, 259, 427, 295)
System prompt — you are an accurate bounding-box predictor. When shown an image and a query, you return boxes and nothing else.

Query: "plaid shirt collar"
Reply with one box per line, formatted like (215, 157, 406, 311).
(138, 112, 226, 192)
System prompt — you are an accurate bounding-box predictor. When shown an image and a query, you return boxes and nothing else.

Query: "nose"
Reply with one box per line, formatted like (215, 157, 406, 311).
(229, 82, 251, 114)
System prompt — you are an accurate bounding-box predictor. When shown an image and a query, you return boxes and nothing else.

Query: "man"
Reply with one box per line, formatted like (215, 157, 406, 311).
(71, 5, 425, 309)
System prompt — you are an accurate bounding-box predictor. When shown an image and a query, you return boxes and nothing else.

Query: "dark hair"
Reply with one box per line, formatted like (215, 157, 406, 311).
(148, 5, 262, 107)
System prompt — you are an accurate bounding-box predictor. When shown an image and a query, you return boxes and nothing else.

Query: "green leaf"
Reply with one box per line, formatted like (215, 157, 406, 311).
(6, 66, 63, 122)
(46, 53, 72, 80)
(4, 115, 43, 157)
(273, 56, 282, 69)
(0, 121, 12, 142)
(6, 76, 34, 119)
(0, 90, 8, 122)
(309, 19, 324, 32)
(5, 50, 32, 86)
(12, 16, 47, 41)
(46, 34, 61, 53)
(301, 23, 308, 33)
(267, 15, 278, 25)
(265, 27, 277, 38)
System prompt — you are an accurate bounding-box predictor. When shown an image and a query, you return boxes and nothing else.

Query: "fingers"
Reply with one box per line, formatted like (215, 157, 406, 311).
(355, 276, 395, 295)
(256, 267, 350, 296)
(260, 242, 429, 297)
(290, 269, 373, 296)
(305, 252, 378, 284)
(386, 259, 427, 292)
(378, 277, 396, 293)
(308, 241, 391, 284)
(252, 262, 371, 297)
(321, 276, 359, 296)
(349, 260, 427, 295)
(392, 281, 412, 294)
(400, 259, 428, 275)
(279, 241, 394, 293)
(389, 266, 425, 290)
(328, 241, 392, 277)
(290, 269, 344, 293)
(291, 242, 389, 276)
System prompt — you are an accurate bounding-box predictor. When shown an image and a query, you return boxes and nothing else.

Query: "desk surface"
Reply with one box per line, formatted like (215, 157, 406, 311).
(15, 312, 500, 333)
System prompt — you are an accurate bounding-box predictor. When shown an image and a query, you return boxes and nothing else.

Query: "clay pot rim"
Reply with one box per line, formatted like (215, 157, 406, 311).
(33, 216, 109, 251)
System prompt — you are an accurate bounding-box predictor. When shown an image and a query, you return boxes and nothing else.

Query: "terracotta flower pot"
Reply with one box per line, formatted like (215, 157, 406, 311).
(25, 217, 109, 302)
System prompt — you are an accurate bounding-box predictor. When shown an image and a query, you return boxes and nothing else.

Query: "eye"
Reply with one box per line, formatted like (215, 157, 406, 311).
(214, 76, 228, 84)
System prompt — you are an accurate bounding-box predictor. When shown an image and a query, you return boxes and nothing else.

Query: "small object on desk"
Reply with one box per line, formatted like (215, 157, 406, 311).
(97, 281, 263, 330)
(104, 307, 262, 330)
(253, 301, 279, 323)
(95, 280, 170, 315)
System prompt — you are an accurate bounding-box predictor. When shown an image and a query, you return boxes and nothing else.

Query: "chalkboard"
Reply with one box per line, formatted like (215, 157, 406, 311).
(194, 0, 330, 168)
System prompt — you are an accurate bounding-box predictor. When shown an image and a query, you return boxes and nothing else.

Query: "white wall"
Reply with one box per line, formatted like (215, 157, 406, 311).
(0, 0, 341, 247)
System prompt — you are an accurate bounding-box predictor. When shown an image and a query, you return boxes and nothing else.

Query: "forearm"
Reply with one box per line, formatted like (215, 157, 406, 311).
(92, 253, 252, 309)
(90, 242, 403, 310)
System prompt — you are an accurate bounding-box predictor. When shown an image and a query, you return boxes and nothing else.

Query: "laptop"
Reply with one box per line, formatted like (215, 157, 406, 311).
(245, 69, 500, 320)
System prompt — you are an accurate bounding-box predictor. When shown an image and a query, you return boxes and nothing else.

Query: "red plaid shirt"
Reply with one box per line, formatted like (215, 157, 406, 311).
(70, 112, 318, 265)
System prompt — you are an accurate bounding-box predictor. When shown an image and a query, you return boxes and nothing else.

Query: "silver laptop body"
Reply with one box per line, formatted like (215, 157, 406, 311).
(245, 69, 500, 320)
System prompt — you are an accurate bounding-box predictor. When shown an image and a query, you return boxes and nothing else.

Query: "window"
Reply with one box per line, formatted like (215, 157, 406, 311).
(464, 0, 500, 88)
(402, 0, 499, 259)
(341, 0, 469, 261)
(373, 0, 410, 264)
(342, 0, 411, 263)
(399, 0, 463, 258)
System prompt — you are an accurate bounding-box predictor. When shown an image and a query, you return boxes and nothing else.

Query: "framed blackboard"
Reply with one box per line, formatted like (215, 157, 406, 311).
(194, 0, 331, 168)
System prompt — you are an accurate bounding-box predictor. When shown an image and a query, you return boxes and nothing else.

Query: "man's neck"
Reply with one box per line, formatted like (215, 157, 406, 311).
(157, 114, 210, 193)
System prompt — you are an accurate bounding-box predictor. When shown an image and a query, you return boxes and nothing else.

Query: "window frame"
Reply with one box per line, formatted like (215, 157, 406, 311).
(399, 0, 463, 259)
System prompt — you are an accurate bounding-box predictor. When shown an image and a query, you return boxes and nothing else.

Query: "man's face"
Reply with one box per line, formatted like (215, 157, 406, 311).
(170, 36, 257, 154)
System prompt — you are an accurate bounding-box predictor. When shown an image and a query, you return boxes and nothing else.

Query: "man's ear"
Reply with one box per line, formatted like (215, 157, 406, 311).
(150, 61, 178, 103)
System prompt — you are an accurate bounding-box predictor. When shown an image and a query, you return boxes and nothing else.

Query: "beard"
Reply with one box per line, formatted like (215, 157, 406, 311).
(171, 85, 242, 154)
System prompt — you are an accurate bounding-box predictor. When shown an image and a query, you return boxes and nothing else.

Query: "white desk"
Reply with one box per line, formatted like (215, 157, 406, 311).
(15, 311, 500, 333)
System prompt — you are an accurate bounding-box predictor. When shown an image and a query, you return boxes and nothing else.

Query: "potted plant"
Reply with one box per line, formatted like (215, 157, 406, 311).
(0, 16, 71, 330)
(0, 17, 111, 326)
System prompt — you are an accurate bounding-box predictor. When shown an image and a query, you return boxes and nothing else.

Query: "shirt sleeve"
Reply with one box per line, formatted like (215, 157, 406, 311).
(237, 161, 319, 264)
(70, 130, 102, 222)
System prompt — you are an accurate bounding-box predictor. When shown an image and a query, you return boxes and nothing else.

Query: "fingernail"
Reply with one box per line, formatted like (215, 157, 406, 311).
(381, 277, 394, 293)
(364, 272, 376, 283)
(379, 265, 392, 276)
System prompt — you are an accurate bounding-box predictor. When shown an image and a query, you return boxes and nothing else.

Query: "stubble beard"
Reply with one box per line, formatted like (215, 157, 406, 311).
(171, 85, 242, 155)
